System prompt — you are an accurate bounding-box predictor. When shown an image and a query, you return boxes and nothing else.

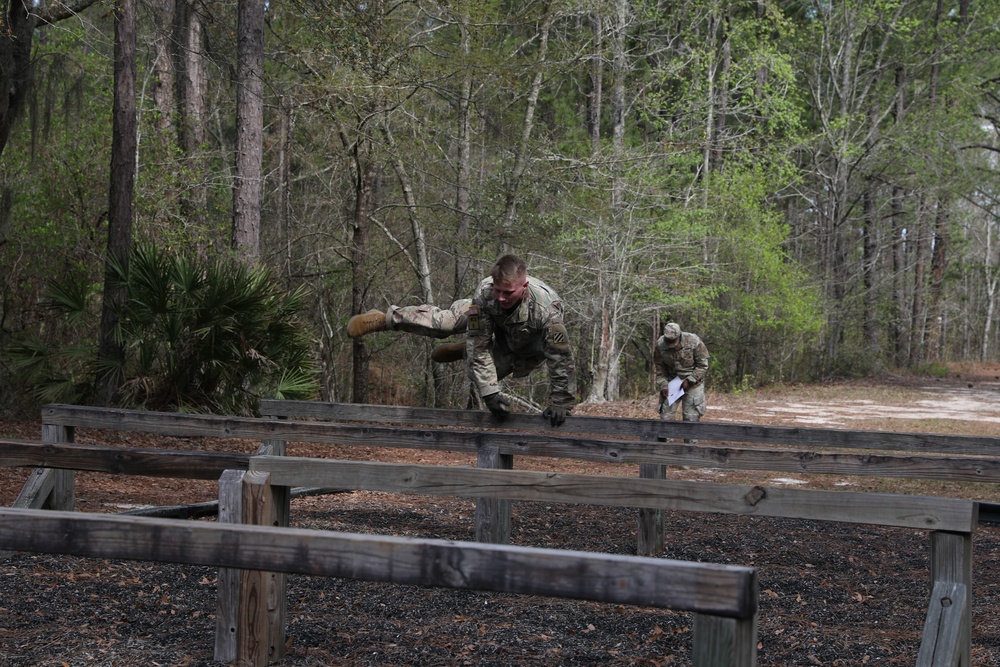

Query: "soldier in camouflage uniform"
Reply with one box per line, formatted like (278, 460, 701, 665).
(653, 322, 709, 425)
(346, 255, 576, 426)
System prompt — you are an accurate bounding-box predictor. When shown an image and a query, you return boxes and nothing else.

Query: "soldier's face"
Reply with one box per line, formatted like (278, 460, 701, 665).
(494, 277, 528, 310)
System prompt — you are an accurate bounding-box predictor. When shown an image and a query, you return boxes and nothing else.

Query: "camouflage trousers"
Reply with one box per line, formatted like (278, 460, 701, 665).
(387, 300, 471, 339)
(387, 300, 545, 380)
(660, 382, 706, 423)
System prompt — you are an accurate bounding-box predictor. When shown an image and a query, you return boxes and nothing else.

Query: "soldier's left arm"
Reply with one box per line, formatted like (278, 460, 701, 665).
(689, 338, 710, 384)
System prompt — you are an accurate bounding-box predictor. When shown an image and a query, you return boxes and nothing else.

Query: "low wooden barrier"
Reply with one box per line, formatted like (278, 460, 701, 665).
(255, 399, 1000, 551)
(1, 437, 977, 666)
(16, 401, 997, 666)
(33, 402, 1000, 552)
(0, 505, 759, 667)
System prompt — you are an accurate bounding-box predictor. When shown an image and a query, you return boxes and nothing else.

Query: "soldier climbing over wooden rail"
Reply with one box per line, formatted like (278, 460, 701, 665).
(348, 254, 577, 427)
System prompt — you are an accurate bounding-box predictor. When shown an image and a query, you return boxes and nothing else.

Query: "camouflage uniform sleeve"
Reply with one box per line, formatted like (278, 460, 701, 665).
(466, 292, 501, 397)
(542, 303, 577, 409)
(689, 338, 709, 385)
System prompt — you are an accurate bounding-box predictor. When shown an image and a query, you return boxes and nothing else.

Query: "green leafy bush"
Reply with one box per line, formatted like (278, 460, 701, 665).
(8, 244, 319, 415)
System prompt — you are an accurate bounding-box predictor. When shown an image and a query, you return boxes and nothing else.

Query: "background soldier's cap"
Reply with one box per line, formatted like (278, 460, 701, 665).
(663, 322, 681, 343)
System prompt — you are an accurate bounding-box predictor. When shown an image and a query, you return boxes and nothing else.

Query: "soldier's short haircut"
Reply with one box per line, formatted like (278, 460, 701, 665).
(492, 254, 527, 285)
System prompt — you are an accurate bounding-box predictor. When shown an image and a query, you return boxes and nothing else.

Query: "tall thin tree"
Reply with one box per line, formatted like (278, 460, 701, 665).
(96, 0, 137, 406)
(232, 0, 264, 262)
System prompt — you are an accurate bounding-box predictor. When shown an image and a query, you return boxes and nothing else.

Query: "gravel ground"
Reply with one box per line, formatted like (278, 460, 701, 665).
(2, 373, 1000, 666)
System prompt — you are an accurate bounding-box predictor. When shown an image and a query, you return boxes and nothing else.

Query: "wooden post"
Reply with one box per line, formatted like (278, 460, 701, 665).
(692, 612, 758, 667)
(917, 581, 967, 667)
(474, 444, 512, 544)
(637, 430, 666, 556)
(216, 470, 243, 663)
(215, 470, 283, 666)
(927, 530, 974, 667)
(12, 423, 75, 512)
(258, 428, 289, 662)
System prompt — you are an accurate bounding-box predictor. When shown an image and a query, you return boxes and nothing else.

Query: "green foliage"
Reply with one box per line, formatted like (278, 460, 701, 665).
(4, 0, 999, 413)
(7, 334, 96, 406)
(8, 245, 320, 415)
(696, 161, 824, 387)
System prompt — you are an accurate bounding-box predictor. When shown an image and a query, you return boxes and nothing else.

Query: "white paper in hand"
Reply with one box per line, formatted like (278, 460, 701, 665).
(667, 377, 685, 406)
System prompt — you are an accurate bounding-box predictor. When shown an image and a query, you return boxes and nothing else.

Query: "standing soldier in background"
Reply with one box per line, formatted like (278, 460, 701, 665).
(654, 322, 709, 429)
(347, 254, 576, 426)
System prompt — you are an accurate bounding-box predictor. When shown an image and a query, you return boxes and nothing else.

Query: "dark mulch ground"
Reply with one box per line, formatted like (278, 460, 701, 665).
(4, 496, 999, 666)
(2, 375, 1000, 666)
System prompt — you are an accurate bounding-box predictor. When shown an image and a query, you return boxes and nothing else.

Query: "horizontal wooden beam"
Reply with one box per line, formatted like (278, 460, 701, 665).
(0, 438, 249, 479)
(0, 441, 978, 531)
(38, 405, 1000, 482)
(250, 456, 978, 533)
(0, 507, 758, 619)
(259, 399, 1000, 455)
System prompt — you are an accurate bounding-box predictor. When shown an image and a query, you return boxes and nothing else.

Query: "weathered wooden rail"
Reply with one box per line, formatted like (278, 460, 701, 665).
(11, 401, 996, 665)
(1, 438, 978, 532)
(0, 504, 759, 667)
(2, 436, 977, 666)
(33, 401, 1000, 553)
(253, 399, 1000, 549)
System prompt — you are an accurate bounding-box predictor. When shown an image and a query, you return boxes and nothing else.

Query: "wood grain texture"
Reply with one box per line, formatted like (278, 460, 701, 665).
(249, 456, 978, 532)
(38, 404, 1000, 481)
(0, 507, 758, 619)
(0, 438, 249, 479)
(257, 399, 1000, 455)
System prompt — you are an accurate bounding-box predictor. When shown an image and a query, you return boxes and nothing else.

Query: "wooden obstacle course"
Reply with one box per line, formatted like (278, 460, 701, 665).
(9, 400, 996, 666)
(1, 433, 978, 666)
(0, 502, 758, 667)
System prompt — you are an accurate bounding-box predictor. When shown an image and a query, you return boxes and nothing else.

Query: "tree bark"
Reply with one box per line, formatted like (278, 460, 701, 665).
(983, 222, 997, 362)
(454, 13, 474, 299)
(350, 160, 375, 404)
(381, 123, 445, 405)
(96, 0, 137, 407)
(176, 0, 208, 226)
(862, 188, 879, 351)
(588, 12, 603, 155)
(146, 0, 175, 136)
(586, 0, 627, 403)
(710, 11, 730, 173)
(891, 66, 908, 366)
(909, 199, 930, 366)
(501, 1, 555, 229)
(926, 200, 949, 358)
(232, 0, 265, 262)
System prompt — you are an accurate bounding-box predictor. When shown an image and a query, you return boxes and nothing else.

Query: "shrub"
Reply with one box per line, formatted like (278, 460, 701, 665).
(8, 244, 319, 415)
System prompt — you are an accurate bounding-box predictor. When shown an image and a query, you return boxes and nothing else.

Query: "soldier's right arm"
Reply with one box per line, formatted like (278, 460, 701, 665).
(652, 341, 670, 393)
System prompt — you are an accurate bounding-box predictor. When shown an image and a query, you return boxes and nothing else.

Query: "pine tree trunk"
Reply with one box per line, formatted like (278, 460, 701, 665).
(232, 0, 264, 262)
(97, 0, 137, 407)
(176, 0, 208, 226)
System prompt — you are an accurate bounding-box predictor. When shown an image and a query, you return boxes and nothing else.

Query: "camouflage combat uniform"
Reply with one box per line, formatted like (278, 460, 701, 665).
(385, 276, 576, 409)
(385, 273, 549, 336)
(387, 299, 471, 338)
(466, 277, 576, 409)
(654, 328, 709, 422)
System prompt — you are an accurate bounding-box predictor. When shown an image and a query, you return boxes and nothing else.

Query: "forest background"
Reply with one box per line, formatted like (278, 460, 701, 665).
(1, 0, 999, 417)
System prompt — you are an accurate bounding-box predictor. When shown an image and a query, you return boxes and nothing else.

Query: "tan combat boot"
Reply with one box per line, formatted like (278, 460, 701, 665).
(431, 342, 466, 363)
(347, 310, 388, 338)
